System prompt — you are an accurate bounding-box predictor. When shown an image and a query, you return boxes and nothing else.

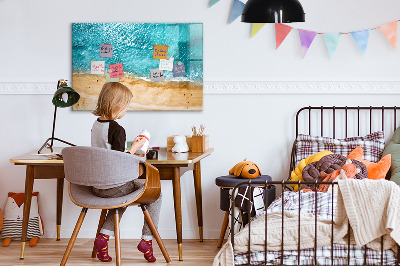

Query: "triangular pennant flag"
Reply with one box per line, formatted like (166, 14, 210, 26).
(251, 23, 266, 38)
(298, 29, 317, 58)
(209, 0, 220, 7)
(275, 23, 293, 49)
(378, 21, 398, 50)
(229, 0, 245, 24)
(323, 33, 341, 58)
(351, 29, 370, 55)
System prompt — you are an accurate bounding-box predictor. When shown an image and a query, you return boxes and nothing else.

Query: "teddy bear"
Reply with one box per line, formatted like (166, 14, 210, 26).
(229, 159, 261, 179)
(1, 192, 44, 247)
(172, 135, 189, 153)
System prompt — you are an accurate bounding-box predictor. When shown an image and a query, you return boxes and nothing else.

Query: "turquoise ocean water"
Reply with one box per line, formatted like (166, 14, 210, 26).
(72, 23, 203, 83)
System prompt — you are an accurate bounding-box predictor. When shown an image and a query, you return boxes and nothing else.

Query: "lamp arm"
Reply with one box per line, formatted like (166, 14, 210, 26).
(50, 105, 57, 148)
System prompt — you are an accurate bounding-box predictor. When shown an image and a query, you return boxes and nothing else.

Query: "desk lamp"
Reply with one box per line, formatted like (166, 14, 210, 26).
(38, 79, 80, 154)
(241, 0, 305, 23)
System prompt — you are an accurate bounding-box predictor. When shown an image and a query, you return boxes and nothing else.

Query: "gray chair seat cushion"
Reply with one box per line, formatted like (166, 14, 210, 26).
(69, 180, 145, 208)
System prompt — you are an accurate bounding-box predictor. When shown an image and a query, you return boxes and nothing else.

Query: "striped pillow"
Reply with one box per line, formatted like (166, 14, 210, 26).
(294, 131, 385, 166)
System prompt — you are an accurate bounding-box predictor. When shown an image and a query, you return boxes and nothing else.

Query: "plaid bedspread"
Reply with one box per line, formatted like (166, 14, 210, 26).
(234, 191, 397, 265)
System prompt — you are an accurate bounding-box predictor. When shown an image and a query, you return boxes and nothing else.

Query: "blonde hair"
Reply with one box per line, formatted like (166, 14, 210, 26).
(93, 82, 133, 120)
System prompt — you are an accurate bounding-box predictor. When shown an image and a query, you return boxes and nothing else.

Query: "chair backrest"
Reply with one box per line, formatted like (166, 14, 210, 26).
(62, 146, 145, 187)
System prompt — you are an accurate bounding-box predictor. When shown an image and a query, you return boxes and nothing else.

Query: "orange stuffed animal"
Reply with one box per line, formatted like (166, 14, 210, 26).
(347, 146, 391, 180)
(1, 192, 43, 247)
(229, 159, 261, 179)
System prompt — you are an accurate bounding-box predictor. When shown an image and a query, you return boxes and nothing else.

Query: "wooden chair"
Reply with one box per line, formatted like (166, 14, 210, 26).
(60, 146, 171, 265)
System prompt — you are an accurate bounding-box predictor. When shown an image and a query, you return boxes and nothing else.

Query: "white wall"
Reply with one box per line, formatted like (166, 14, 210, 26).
(1, 0, 400, 240)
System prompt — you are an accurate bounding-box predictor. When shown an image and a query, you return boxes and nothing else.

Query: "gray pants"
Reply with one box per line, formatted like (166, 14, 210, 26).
(92, 180, 162, 240)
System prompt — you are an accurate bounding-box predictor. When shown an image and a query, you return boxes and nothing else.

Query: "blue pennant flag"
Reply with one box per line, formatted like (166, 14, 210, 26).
(229, 0, 245, 23)
(351, 29, 371, 55)
(323, 33, 341, 58)
(209, 0, 221, 7)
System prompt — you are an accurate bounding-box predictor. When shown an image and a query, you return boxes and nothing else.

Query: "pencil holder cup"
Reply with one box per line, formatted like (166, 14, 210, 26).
(191, 135, 209, 153)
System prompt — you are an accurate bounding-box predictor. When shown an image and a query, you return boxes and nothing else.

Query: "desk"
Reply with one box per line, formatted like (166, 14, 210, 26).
(10, 147, 213, 261)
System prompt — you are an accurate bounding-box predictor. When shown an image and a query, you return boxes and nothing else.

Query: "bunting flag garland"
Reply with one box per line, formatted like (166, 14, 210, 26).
(229, 0, 245, 24)
(209, 0, 220, 7)
(298, 29, 317, 58)
(251, 23, 266, 38)
(323, 33, 341, 58)
(275, 23, 293, 49)
(208, 5, 400, 57)
(378, 21, 398, 50)
(351, 29, 370, 55)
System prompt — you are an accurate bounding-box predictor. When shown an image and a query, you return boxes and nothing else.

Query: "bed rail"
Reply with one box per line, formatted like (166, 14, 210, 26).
(230, 180, 400, 266)
(289, 106, 400, 182)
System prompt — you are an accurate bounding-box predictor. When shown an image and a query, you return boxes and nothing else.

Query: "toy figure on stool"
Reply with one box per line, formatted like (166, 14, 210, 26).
(1, 192, 44, 247)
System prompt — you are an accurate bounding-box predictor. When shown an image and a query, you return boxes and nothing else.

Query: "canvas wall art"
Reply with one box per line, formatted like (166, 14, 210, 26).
(72, 23, 203, 111)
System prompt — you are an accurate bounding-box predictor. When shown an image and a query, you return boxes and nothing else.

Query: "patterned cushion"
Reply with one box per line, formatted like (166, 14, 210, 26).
(295, 131, 385, 166)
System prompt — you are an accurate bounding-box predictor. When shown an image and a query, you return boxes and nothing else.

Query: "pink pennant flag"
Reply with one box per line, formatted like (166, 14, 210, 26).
(378, 21, 398, 50)
(275, 24, 293, 49)
(298, 29, 317, 58)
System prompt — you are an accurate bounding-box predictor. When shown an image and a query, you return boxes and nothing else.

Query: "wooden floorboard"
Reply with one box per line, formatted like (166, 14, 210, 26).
(0, 239, 222, 265)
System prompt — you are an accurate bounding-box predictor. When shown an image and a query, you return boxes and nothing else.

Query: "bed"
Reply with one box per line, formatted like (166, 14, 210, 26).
(214, 106, 400, 266)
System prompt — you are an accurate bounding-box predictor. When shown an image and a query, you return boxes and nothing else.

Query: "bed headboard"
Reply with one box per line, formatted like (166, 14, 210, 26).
(290, 106, 400, 179)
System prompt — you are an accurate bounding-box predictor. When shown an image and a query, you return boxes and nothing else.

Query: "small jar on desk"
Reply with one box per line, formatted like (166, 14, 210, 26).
(215, 175, 275, 248)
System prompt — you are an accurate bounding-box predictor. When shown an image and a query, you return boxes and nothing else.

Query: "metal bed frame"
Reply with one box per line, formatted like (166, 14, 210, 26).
(230, 106, 400, 266)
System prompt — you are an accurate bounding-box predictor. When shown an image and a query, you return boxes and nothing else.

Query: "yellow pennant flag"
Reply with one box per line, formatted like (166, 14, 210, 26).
(251, 23, 266, 38)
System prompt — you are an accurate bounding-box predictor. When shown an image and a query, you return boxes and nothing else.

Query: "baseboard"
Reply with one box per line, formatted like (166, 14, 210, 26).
(1, 81, 400, 94)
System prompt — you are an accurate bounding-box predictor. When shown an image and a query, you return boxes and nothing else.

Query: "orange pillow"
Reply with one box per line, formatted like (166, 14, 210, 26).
(347, 146, 391, 180)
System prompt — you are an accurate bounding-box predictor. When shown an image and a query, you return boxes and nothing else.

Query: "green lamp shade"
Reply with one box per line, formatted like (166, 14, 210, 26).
(52, 84, 80, 108)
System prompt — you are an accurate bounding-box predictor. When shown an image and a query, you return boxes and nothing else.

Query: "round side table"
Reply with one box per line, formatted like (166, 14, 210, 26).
(215, 175, 275, 248)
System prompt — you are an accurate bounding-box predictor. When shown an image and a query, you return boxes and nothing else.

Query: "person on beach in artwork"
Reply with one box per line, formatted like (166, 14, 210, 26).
(91, 82, 162, 263)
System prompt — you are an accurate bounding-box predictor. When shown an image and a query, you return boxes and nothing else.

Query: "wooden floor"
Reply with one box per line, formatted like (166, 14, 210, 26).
(0, 239, 221, 265)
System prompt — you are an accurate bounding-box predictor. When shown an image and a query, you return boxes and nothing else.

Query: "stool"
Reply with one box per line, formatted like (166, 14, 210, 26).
(215, 175, 275, 248)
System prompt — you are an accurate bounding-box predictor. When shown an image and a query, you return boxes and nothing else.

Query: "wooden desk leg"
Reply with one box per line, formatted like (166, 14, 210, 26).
(56, 178, 64, 241)
(217, 211, 230, 248)
(193, 161, 203, 242)
(172, 167, 183, 261)
(20, 165, 35, 259)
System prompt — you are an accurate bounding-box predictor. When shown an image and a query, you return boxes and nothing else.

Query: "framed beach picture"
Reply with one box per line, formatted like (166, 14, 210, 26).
(72, 23, 203, 111)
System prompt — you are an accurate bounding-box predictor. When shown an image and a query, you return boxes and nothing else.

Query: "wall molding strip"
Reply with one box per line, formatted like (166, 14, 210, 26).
(0, 81, 399, 95)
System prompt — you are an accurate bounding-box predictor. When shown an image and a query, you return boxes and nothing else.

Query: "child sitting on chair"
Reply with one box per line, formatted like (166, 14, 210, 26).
(91, 82, 162, 263)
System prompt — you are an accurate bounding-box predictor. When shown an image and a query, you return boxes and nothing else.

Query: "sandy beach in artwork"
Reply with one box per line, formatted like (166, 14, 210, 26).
(72, 73, 203, 111)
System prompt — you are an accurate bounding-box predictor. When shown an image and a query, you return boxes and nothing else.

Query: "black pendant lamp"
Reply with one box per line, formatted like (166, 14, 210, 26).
(242, 0, 305, 23)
